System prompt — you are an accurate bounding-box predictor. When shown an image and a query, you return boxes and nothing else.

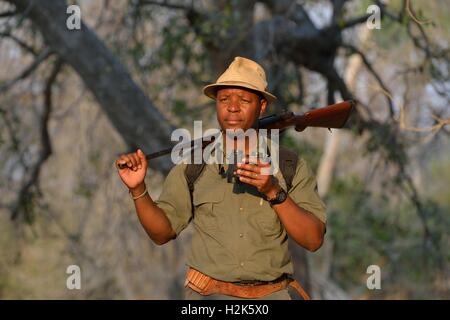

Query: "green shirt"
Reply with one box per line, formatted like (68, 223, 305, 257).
(155, 157, 326, 282)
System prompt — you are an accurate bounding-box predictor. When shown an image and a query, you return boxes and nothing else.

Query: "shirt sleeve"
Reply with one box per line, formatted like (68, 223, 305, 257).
(154, 163, 193, 236)
(288, 158, 327, 224)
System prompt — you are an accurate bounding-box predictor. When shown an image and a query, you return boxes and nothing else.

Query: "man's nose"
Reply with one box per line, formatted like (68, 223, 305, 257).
(227, 98, 240, 112)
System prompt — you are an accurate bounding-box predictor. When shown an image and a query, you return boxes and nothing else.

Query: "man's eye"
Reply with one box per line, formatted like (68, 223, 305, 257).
(242, 99, 250, 103)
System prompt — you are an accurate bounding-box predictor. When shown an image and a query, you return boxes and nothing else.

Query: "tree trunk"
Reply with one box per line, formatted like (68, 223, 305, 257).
(6, 0, 175, 173)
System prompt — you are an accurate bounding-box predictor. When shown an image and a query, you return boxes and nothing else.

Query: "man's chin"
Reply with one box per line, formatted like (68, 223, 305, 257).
(223, 127, 251, 136)
(225, 121, 253, 129)
(225, 126, 244, 131)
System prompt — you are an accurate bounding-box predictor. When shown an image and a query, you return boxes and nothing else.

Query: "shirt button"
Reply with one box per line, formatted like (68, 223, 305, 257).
(239, 233, 243, 238)
(240, 262, 245, 267)
(239, 207, 243, 212)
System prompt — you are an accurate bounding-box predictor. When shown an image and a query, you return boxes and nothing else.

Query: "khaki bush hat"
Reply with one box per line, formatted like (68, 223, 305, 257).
(203, 56, 277, 104)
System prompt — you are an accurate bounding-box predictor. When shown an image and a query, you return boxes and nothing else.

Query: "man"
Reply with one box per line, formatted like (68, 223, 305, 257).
(116, 57, 326, 300)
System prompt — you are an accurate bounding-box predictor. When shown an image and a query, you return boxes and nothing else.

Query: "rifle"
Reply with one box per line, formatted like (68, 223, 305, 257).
(117, 100, 354, 168)
(258, 100, 354, 132)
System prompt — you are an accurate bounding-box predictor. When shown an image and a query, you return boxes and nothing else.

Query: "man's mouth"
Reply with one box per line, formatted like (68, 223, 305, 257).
(225, 119, 243, 124)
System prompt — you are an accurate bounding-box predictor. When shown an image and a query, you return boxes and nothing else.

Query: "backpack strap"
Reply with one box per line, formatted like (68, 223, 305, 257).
(185, 163, 207, 195)
(185, 163, 207, 216)
(278, 147, 298, 192)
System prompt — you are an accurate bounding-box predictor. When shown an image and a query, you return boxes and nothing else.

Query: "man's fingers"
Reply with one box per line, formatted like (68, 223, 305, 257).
(117, 155, 133, 169)
(137, 149, 146, 161)
(116, 159, 126, 169)
(237, 163, 260, 173)
(136, 149, 147, 168)
(130, 153, 140, 170)
(241, 157, 271, 166)
(236, 168, 260, 180)
(132, 153, 142, 170)
(116, 149, 148, 171)
(122, 155, 133, 168)
(238, 176, 259, 186)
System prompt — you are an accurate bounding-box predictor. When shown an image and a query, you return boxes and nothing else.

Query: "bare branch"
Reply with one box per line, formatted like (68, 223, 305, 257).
(327, 13, 372, 31)
(322, 67, 353, 101)
(376, 0, 434, 64)
(11, 58, 63, 220)
(400, 107, 450, 133)
(0, 31, 38, 55)
(138, 0, 192, 11)
(0, 47, 53, 94)
(398, 170, 440, 256)
(342, 44, 395, 118)
(371, 82, 450, 136)
(0, 9, 17, 18)
(405, 0, 431, 25)
(0, 1, 33, 35)
(295, 67, 304, 106)
(331, 0, 350, 23)
(406, 20, 432, 62)
(326, 79, 336, 105)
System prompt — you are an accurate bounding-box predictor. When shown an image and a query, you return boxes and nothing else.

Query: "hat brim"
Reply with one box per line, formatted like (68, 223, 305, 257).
(203, 82, 277, 104)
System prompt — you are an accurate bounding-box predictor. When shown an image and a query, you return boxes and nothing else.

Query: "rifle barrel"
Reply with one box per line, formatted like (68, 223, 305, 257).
(117, 100, 354, 168)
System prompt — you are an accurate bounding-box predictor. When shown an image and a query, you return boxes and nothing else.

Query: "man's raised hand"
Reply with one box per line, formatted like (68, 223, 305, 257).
(116, 149, 148, 190)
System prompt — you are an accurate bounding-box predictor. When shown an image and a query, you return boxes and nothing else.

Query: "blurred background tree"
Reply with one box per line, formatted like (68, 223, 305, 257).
(0, 0, 448, 299)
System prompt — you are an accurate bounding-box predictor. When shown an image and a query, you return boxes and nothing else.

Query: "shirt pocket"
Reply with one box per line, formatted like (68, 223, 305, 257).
(254, 210, 283, 237)
(192, 189, 224, 231)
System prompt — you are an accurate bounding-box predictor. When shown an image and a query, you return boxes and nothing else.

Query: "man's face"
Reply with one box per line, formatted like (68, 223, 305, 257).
(216, 87, 267, 131)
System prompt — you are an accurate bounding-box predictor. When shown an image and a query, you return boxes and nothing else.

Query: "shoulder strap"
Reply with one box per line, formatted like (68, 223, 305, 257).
(184, 163, 207, 216)
(278, 146, 298, 192)
(185, 163, 207, 195)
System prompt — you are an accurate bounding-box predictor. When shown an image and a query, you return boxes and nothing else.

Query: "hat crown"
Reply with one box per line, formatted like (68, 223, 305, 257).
(216, 57, 268, 91)
(202, 56, 277, 103)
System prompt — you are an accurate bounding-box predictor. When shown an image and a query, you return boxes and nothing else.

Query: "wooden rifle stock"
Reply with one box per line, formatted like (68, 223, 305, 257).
(259, 100, 354, 132)
(117, 100, 354, 168)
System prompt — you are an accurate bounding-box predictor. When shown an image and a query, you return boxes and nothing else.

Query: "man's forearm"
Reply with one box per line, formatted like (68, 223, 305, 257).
(130, 183, 176, 245)
(272, 196, 325, 251)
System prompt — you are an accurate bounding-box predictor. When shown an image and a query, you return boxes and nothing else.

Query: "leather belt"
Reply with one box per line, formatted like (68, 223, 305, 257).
(232, 274, 288, 286)
(185, 267, 310, 300)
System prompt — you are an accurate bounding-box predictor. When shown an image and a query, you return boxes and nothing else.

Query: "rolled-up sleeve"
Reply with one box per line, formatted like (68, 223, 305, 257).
(154, 163, 193, 235)
(288, 158, 327, 224)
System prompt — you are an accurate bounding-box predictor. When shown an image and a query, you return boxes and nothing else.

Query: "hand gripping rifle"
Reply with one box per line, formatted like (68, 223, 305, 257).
(117, 100, 354, 168)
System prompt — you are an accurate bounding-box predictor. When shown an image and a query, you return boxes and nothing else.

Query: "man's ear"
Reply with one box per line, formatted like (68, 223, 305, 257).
(259, 98, 268, 116)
